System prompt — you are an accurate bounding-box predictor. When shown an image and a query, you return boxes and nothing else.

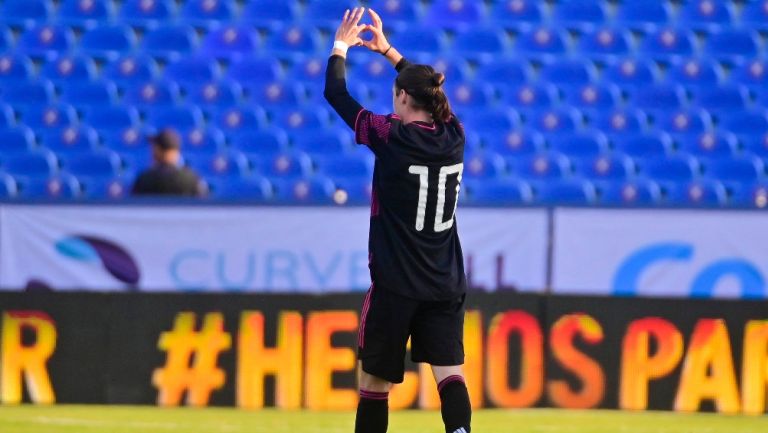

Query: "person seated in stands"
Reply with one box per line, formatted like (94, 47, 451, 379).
(131, 128, 206, 197)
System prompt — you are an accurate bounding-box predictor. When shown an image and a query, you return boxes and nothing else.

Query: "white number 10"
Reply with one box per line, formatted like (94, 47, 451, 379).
(408, 163, 464, 233)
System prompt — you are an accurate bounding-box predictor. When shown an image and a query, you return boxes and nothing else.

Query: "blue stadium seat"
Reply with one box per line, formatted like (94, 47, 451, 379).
(599, 180, 662, 205)
(630, 84, 687, 111)
(272, 176, 337, 204)
(564, 84, 622, 110)
(731, 59, 768, 88)
(483, 130, 546, 156)
(461, 108, 520, 132)
(533, 179, 598, 205)
(742, 1, 768, 31)
(17, 25, 75, 57)
(0, 173, 19, 199)
(164, 57, 221, 84)
(667, 59, 724, 87)
(730, 183, 768, 208)
(213, 106, 268, 133)
(722, 110, 768, 135)
(84, 106, 140, 130)
(185, 152, 250, 178)
(60, 80, 119, 107)
(475, 59, 532, 85)
(59, 0, 115, 26)
(577, 28, 632, 59)
(15, 175, 80, 199)
(42, 126, 100, 154)
(552, 1, 607, 29)
(540, 60, 597, 85)
(19, 104, 78, 130)
(293, 128, 354, 156)
(529, 108, 584, 134)
(349, 56, 398, 83)
(302, 0, 357, 29)
(665, 180, 728, 206)
(272, 107, 331, 132)
(0, 27, 13, 53)
(549, 131, 609, 157)
(677, 132, 739, 158)
(604, 59, 660, 88)
(444, 82, 495, 108)
(61, 150, 122, 177)
(146, 106, 205, 130)
(0, 105, 14, 127)
(2, 150, 58, 177)
(613, 132, 674, 157)
(40, 55, 97, 83)
(638, 155, 700, 182)
(426, 0, 486, 27)
(389, 29, 448, 56)
(120, 0, 177, 27)
(464, 178, 533, 205)
(0, 126, 36, 153)
(463, 152, 507, 179)
(103, 55, 160, 84)
(248, 81, 306, 106)
(741, 133, 768, 158)
(124, 80, 182, 107)
(693, 85, 751, 111)
(368, 0, 422, 29)
(639, 28, 696, 60)
(705, 30, 760, 63)
(490, 0, 544, 26)
(510, 152, 572, 180)
(428, 57, 472, 83)
(230, 128, 289, 156)
(592, 109, 649, 135)
(80, 25, 138, 59)
(267, 25, 323, 58)
(703, 157, 765, 184)
(657, 109, 713, 135)
(517, 28, 569, 58)
(332, 176, 373, 205)
(142, 25, 197, 59)
(315, 154, 374, 179)
(180, 0, 236, 28)
(290, 57, 329, 84)
(500, 83, 559, 109)
(179, 127, 226, 155)
(1, 0, 54, 27)
(1, 80, 55, 107)
(186, 80, 244, 107)
(241, 0, 299, 27)
(0, 55, 34, 82)
(208, 176, 273, 201)
(101, 126, 150, 153)
(678, 1, 735, 31)
(250, 151, 313, 178)
(201, 26, 261, 59)
(615, 2, 672, 29)
(228, 57, 283, 84)
(77, 176, 133, 200)
(574, 154, 636, 181)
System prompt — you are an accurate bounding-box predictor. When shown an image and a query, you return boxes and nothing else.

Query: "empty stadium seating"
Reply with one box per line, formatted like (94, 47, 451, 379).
(0, 0, 765, 207)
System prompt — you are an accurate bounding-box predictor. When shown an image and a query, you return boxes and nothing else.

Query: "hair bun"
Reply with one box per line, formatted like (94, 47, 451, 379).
(431, 72, 445, 87)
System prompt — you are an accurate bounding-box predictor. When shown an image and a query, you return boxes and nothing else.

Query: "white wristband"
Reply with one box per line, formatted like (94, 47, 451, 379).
(333, 40, 349, 53)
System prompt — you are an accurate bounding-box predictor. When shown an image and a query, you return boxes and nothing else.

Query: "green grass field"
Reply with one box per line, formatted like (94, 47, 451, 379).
(0, 406, 766, 433)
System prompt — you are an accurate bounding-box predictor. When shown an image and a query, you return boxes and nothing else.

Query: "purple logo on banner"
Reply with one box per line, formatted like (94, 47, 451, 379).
(55, 235, 141, 288)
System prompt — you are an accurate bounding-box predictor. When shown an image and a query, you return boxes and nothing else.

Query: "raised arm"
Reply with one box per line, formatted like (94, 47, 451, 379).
(324, 8, 367, 129)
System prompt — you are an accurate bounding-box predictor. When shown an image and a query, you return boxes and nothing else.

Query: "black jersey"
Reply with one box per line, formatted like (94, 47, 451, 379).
(325, 55, 467, 301)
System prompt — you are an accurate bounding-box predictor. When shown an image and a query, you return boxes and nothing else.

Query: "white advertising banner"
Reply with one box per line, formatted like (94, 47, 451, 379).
(0, 205, 548, 293)
(553, 208, 768, 299)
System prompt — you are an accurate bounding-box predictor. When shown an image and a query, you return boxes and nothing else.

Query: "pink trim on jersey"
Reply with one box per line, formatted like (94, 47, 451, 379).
(358, 283, 374, 349)
(355, 111, 392, 146)
(437, 375, 465, 393)
(412, 121, 437, 131)
(359, 390, 389, 400)
(353, 108, 365, 131)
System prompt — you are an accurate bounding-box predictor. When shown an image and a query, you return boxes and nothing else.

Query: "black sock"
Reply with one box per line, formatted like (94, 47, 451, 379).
(438, 376, 471, 433)
(355, 390, 388, 433)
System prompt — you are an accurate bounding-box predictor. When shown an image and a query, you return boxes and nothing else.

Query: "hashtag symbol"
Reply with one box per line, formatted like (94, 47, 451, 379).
(152, 312, 232, 407)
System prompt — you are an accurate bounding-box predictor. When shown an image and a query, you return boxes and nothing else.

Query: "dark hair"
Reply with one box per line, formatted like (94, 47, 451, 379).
(394, 64, 452, 122)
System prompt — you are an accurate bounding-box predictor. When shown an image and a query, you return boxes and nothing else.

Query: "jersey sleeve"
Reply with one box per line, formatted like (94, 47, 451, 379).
(354, 109, 392, 149)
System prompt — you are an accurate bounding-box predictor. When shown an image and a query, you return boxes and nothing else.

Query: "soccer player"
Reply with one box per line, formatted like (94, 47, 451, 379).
(324, 8, 471, 433)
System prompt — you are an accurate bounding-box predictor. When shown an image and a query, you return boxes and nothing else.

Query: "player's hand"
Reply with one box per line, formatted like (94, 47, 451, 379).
(334, 7, 366, 47)
(362, 8, 390, 54)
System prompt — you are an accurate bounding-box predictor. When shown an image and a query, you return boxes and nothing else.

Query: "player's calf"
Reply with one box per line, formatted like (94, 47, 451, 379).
(438, 375, 472, 433)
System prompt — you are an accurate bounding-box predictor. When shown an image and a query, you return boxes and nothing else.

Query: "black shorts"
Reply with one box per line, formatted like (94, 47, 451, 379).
(357, 284, 465, 384)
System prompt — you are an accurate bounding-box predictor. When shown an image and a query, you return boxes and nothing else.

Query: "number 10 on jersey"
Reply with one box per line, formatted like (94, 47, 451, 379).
(408, 163, 464, 233)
